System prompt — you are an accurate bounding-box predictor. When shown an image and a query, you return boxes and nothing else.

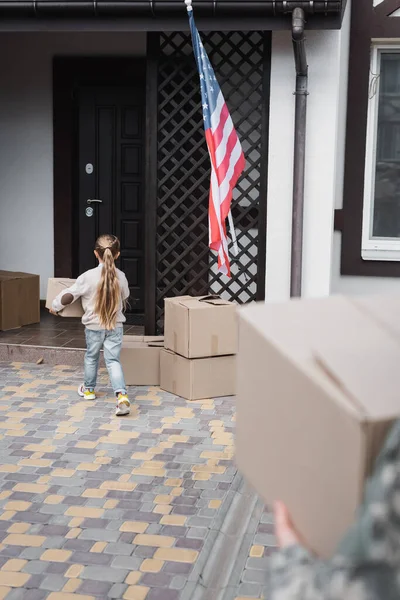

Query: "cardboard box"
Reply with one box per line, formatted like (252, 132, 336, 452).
(160, 348, 236, 400)
(164, 295, 237, 358)
(121, 336, 164, 386)
(123, 335, 164, 344)
(236, 294, 400, 559)
(46, 278, 84, 318)
(0, 271, 40, 331)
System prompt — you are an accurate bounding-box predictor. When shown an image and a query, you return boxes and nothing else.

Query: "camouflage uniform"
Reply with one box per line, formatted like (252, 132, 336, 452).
(270, 420, 400, 600)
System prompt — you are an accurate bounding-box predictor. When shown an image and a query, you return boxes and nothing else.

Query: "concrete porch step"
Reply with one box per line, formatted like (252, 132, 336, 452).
(0, 342, 88, 367)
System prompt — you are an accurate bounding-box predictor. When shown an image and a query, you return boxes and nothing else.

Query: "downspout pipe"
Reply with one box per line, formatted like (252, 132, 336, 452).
(290, 6, 308, 298)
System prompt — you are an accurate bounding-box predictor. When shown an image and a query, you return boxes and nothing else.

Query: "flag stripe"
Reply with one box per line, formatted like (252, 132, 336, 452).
(215, 127, 238, 184)
(210, 92, 226, 133)
(215, 116, 234, 168)
(188, 9, 245, 276)
(218, 139, 243, 216)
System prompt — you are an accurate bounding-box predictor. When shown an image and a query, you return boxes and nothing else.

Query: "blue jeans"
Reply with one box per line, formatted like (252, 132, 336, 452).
(84, 327, 126, 395)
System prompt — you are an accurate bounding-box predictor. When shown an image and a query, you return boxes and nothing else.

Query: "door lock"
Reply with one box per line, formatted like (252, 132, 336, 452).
(87, 199, 103, 205)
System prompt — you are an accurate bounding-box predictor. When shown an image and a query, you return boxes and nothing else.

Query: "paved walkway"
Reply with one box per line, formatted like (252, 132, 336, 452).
(0, 361, 272, 600)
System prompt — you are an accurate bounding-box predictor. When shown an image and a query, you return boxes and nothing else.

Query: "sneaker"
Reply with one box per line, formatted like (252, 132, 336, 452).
(78, 384, 96, 400)
(115, 393, 130, 416)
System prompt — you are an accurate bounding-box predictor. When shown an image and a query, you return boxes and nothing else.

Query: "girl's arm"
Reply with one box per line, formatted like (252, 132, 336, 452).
(51, 276, 86, 314)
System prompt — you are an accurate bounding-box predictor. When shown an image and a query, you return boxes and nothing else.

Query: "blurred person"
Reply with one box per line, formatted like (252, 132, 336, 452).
(271, 420, 400, 599)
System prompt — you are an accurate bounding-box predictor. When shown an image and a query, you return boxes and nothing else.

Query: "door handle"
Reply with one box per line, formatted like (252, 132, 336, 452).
(87, 199, 103, 205)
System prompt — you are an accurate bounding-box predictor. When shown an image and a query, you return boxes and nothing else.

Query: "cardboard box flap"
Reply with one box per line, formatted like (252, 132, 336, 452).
(163, 348, 175, 357)
(165, 296, 192, 307)
(123, 336, 164, 347)
(350, 294, 400, 340)
(50, 278, 75, 288)
(197, 295, 231, 306)
(0, 271, 39, 282)
(167, 295, 231, 310)
(309, 297, 400, 421)
(311, 330, 400, 421)
(180, 295, 231, 309)
(312, 353, 368, 419)
(240, 295, 400, 421)
(123, 335, 144, 343)
(122, 341, 147, 348)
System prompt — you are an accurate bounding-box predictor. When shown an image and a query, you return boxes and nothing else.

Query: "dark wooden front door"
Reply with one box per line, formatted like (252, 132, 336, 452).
(77, 86, 145, 314)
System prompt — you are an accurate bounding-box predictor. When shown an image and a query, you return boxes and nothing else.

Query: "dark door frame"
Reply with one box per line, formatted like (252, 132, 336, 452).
(53, 55, 152, 323)
(336, 0, 400, 277)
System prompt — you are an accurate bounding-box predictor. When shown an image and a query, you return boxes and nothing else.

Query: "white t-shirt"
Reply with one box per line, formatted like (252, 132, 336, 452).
(52, 264, 130, 330)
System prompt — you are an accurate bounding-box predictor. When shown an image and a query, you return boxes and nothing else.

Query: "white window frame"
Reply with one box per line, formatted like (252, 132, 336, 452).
(362, 44, 400, 261)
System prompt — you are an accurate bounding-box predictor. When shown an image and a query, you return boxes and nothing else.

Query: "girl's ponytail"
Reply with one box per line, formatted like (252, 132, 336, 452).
(94, 235, 121, 330)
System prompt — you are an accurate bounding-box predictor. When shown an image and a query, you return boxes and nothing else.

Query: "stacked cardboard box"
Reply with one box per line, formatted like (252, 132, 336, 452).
(121, 336, 164, 386)
(160, 295, 237, 400)
(44, 284, 236, 395)
(0, 271, 40, 331)
(236, 294, 400, 558)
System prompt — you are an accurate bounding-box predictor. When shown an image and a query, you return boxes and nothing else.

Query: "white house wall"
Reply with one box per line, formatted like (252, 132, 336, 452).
(266, 1, 351, 301)
(0, 32, 146, 298)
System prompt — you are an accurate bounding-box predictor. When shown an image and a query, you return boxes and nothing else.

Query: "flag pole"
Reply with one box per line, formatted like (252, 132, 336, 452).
(184, 0, 239, 260)
(228, 211, 239, 257)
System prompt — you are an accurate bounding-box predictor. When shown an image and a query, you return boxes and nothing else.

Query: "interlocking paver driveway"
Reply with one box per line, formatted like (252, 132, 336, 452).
(0, 361, 236, 600)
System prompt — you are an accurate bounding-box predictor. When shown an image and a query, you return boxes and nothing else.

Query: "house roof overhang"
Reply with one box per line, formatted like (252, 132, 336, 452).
(0, 0, 347, 31)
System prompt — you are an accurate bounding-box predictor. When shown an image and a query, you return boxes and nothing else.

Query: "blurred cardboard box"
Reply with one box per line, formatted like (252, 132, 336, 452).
(46, 278, 84, 318)
(160, 348, 236, 400)
(236, 294, 400, 558)
(164, 295, 237, 358)
(121, 335, 164, 386)
(0, 271, 40, 331)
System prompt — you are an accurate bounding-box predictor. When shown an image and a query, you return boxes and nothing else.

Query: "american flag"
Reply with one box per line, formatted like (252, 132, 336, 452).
(187, 3, 245, 276)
